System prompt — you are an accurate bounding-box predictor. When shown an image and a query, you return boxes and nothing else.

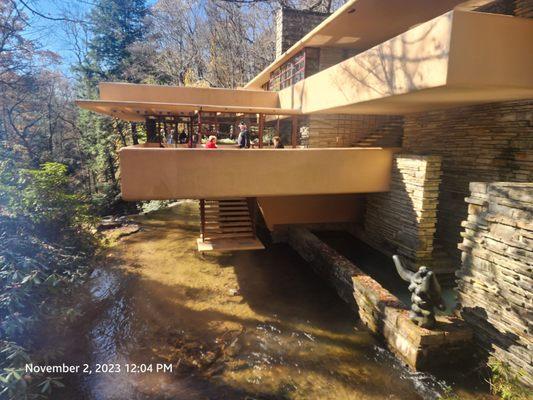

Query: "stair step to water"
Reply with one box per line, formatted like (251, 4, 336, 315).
(203, 233, 255, 240)
(204, 211, 251, 217)
(198, 197, 263, 252)
(205, 206, 249, 211)
(204, 227, 254, 233)
(213, 217, 252, 222)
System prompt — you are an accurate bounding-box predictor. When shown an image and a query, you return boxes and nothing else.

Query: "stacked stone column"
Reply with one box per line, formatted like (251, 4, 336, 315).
(457, 182, 532, 387)
(515, 0, 533, 17)
(362, 155, 442, 272)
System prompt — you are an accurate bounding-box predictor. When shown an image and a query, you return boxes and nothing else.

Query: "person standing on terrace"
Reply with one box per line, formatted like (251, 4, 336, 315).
(237, 121, 250, 148)
(205, 135, 218, 149)
(179, 129, 188, 143)
(167, 129, 175, 145)
(273, 136, 284, 149)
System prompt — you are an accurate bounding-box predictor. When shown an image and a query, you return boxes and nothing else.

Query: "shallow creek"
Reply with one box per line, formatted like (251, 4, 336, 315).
(54, 202, 493, 400)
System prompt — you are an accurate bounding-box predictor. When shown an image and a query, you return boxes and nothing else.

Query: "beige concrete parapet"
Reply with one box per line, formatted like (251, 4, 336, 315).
(278, 10, 533, 114)
(119, 145, 397, 200)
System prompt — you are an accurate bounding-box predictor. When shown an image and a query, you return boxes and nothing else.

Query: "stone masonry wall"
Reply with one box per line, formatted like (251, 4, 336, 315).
(301, 114, 403, 148)
(403, 100, 533, 268)
(275, 8, 329, 58)
(361, 155, 444, 273)
(288, 227, 473, 371)
(515, 0, 533, 17)
(457, 182, 532, 387)
(476, 0, 515, 14)
(318, 47, 358, 71)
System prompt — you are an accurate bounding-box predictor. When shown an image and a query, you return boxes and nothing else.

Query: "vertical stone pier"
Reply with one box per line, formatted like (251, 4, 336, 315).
(457, 182, 533, 387)
(361, 155, 443, 273)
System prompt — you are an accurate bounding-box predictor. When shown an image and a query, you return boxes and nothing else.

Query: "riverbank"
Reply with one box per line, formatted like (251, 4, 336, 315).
(50, 202, 495, 399)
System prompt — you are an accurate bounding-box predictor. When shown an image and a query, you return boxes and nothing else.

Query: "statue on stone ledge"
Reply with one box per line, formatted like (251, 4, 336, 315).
(393, 255, 446, 329)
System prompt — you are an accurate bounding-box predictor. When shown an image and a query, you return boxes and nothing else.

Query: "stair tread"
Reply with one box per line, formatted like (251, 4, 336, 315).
(205, 223, 252, 227)
(204, 226, 253, 232)
(205, 219, 251, 223)
(203, 233, 255, 240)
(205, 216, 251, 220)
(197, 237, 264, 252)
(205, 211, 249, 214)
(205, 221, 252, 226)
(204, 229, 254, 236)
(199, 198, 258, 251)
(206, 198, 246, 202)
(204, 207, 249, 211)
(206, 200, 247, 203)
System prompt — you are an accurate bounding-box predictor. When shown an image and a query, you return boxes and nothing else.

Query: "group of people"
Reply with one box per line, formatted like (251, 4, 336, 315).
(163, 128, 189, 144)
(204, 121, 285, 149)
(161, 121, 285, 149)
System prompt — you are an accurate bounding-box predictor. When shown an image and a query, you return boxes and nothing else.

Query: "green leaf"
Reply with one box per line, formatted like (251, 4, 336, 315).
(51, 379, 65, 388)
(40, 380, 51, 394)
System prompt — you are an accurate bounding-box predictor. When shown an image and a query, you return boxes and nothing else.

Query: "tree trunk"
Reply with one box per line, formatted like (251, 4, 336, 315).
(146, 118, 157, 142)
(131, 122, 139, 145)
(115, 120, 127, 147)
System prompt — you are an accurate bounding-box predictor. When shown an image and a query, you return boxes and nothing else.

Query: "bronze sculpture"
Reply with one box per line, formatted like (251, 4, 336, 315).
(393, 255, 446, 329)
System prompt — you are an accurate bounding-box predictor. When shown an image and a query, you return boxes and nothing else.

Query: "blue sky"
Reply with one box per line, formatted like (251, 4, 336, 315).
(22, 0, 91, 71)
(21, 0, 156, 74)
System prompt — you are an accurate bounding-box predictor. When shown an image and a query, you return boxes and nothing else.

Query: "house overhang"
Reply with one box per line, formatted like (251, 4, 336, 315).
(76, 83, 299, 122)
(244, 0, 469, 90)
(277, 10, 533, 114)
(77, 10, 533, 120)
(76, 100, 301, 122)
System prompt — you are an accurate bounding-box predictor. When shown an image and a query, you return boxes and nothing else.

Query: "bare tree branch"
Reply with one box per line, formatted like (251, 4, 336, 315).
(18, 0, 89, 24)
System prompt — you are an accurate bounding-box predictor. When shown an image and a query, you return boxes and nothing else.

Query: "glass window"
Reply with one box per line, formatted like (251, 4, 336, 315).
(266, 47, 320, 91)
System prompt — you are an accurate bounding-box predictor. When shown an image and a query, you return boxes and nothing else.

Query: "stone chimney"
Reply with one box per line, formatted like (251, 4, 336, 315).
(275, 8, 330, 58)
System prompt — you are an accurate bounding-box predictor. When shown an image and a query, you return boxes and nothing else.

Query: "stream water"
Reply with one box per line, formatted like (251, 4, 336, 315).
(51, 202, 493, 400)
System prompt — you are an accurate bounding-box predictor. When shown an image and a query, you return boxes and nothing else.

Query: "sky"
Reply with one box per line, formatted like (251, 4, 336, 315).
(21, 0, 92, 73)
(20, 0, 156, 75)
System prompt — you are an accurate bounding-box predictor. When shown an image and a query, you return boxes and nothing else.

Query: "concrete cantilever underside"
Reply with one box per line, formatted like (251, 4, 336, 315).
(278, 10, 533, 114)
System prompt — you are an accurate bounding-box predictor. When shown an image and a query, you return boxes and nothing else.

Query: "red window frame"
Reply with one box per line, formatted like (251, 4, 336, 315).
(266, 47, 319, 91)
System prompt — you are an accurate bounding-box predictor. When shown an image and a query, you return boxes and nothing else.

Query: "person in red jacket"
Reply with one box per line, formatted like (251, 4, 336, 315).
(204, 135, 218, 148)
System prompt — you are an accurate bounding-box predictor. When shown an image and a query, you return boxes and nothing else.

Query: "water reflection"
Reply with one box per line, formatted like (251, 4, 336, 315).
(54, 202, 490, 399)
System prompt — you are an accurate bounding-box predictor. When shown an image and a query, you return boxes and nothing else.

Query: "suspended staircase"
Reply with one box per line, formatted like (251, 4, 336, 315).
(353, 129, 403, 148)
(197, 198, 265, 252)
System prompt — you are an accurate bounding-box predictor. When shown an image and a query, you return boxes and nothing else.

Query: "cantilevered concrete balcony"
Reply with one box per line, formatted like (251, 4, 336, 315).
(77, 83, 300, 122)
(77, 9, 533, 120)
(278, 10, 533, 114)
(119, 145, 396, 200)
